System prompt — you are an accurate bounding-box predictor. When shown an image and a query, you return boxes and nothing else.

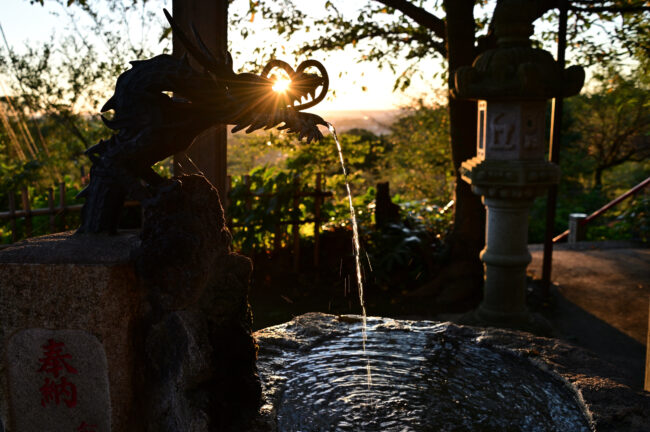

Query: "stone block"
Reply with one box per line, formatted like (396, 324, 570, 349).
(0, 232, 142, 431)
(5, 329, 110, 432)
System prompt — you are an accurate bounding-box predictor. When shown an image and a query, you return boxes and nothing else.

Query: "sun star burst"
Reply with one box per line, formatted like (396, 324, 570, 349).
(272, 77, 292, 93)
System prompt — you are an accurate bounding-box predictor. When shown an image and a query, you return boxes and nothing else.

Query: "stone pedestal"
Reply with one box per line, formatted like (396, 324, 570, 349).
(460, 158, 559, 328)
(477, 197, 533, 323)
(0, 232, 143, 431)
(1, 176, 261, 432)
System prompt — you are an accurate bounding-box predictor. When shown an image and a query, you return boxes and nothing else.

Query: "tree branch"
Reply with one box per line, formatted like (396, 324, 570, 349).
(373, 0, 446, 40)
(299, 22, 446, 58)
(570, 5, 650, 13)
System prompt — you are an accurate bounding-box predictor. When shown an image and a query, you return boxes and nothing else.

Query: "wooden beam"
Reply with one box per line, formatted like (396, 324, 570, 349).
(172, 0, 229, 208)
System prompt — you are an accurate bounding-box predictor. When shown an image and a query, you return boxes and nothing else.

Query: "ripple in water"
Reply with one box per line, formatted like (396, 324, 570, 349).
(257, 316, 591, 432)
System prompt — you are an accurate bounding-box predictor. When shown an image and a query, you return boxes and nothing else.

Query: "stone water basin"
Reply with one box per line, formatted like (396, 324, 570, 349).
(253, 313, 595, 432)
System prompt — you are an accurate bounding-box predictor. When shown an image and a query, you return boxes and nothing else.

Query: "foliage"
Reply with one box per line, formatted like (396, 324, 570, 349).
(228, 165, 313, 253)
(586, 193, 650, 243)
(528, 66, 650, 244)
(229, 126, 392, 200)
(0, 0, 169, 181)
(0, 0, 169, 241)
(384, 101, 453, 202)
(6, 0, 649, 255)
(528, 79, 650, 244)
(227, 110, 455, 257)
(232, 0, 465, 89)
(566, 68, 650, 188)
(532, 2, 649, 70)
(364, 199, 453, 291)
(236, 1, 649, 90)
(226, 127, 388, 253)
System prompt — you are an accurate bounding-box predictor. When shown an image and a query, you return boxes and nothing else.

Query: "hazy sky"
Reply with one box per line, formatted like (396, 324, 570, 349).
(2, 1, 618, 113)
(0, 0, 446, 112)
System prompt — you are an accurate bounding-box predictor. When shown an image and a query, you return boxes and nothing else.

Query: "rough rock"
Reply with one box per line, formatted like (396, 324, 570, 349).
(252, 313, 650, 432)
(134, 175, 261, 432)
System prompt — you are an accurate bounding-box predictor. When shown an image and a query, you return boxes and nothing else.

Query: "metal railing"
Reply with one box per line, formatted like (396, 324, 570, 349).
(553, 176, 650, 243)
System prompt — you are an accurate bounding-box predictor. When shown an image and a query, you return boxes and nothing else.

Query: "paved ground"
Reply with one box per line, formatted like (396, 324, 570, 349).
(527, 241, 650, 390)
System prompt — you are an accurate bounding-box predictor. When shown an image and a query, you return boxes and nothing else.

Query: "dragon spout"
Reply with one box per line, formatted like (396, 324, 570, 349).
(77, 8, 330, 234)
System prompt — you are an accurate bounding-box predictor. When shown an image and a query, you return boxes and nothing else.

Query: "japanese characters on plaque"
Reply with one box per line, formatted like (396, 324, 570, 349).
(38, 339, 79, 408)
(5, 329, 111, 432)
(480, 101, 547, 161)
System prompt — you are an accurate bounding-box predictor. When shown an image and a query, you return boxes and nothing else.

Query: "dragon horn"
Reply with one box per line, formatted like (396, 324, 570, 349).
(261, 59, 296, 79)
(163, 9, 219, 72)
(190, 22, 221, 66)
(291, 60, 329, 111)
(101, 96, 116, 113)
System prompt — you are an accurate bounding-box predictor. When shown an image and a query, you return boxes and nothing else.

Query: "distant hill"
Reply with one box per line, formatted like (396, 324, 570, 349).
(315, 109, 401, 135)
(226, 109, 402, 140)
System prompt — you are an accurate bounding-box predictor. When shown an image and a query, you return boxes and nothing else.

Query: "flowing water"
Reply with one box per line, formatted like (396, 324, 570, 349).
(327, 123, 372, 388)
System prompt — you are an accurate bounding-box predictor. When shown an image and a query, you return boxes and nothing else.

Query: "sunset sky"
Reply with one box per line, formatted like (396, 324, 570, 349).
(2, 0, 617, 116)
(0, 0, 446, 113)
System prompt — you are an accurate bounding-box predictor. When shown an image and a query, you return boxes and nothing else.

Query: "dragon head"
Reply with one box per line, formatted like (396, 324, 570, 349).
(164, 9, 329, 142)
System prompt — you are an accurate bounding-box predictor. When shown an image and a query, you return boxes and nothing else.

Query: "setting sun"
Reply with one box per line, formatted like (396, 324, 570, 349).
(272, 76, 292, 93)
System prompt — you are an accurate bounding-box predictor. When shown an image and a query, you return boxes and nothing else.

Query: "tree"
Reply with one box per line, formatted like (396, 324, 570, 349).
(569, 69, 650, 188)
(1, 0, 168, 187)
(235, 0, 650, 306)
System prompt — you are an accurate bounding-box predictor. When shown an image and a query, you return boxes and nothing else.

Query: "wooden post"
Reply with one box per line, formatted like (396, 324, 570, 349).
(172, 0, 229, 210)
(645, 298, 650, 391)
(225, 175, 232, 229)
(48, 187, 55, 233)
(568, 213, 587, 243)
(243, 175, 252, 240)
(313, 173, 322, 268)
(20, 187, 32, 238)
(292, 175, 301, 272)
(8, 191, 16, 243)
(273, 224, 283, 254)
(243, 175, 252, 213)
(541, 0, 569, 298)
(58, 182, 66, 230)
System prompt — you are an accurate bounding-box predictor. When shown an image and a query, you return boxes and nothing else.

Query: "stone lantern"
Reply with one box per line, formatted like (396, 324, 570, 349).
(453, 1, 584, 328)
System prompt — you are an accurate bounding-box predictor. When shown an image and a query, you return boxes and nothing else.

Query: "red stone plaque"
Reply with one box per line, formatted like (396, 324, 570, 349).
(5, 329, 111, 432)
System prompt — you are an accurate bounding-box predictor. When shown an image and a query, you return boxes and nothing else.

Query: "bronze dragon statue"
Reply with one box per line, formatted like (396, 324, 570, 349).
(78, 9, 329, 234)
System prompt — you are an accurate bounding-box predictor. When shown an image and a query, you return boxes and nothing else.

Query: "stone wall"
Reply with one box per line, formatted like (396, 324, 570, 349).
(0, 232, 142, 431)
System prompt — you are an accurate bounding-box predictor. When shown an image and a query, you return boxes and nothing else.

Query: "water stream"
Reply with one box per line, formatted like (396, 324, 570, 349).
(327, 123, 373, 388)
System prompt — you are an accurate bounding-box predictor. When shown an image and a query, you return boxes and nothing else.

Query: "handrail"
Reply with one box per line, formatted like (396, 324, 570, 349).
(553, 176, 650, 243)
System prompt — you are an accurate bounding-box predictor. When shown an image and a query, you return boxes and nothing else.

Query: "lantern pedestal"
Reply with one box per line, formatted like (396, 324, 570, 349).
(461, 157, 559, 328)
